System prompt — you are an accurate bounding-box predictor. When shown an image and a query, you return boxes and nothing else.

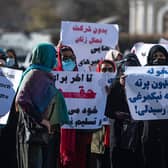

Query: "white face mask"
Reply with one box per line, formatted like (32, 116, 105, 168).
(6, 58, 15, 67)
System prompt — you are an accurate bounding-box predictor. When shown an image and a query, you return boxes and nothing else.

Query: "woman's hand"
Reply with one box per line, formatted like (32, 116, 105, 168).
(41, 119, 51, 134)
(120, 75, 127, 86)
(56, 40, 62, 50)
(105, 85, 111, 95)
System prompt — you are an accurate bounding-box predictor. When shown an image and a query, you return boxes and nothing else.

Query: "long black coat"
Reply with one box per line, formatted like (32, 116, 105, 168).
(105, 79, 143, 150)
(105, 79, 144, 168)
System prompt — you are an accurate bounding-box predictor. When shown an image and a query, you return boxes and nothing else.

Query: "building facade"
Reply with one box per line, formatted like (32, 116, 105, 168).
(129, 0, 168, 34)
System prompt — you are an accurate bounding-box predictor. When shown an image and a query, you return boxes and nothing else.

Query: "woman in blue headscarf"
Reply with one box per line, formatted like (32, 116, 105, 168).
(15, 43, 69, 168)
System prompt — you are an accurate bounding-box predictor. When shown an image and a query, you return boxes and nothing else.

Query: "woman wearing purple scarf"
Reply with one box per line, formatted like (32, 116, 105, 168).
(15, 43, 69, 168)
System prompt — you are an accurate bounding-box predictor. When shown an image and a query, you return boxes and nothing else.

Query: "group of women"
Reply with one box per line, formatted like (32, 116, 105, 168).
(0, 42, 168, 168)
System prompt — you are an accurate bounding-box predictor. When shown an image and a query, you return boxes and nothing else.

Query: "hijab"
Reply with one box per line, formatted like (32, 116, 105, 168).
(55, 45, 78, 71)
(96, 59, 116, 73)
(17, 43, 57, 114)
(20, 43, 57, 83)
(105, 49, 122, 61)
(31, 43, 57, 71)
(117, 53, 141, 76)
(147, 45, 168, 65)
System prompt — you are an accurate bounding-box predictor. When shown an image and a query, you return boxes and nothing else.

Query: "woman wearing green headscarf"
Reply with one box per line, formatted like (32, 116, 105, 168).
(15, 43, 69, 168)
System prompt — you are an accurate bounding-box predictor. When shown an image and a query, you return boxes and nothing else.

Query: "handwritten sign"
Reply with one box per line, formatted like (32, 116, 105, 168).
(131, 43, 168, 66)
(52, 71, 116, 129)
(0, 67, 22, 124)
(60, 21, 119, 71)
(125, 66, 168, 120)
(61, 21, 119, 46)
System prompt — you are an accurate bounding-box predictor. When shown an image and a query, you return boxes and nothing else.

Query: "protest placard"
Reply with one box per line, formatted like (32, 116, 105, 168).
(125, 66, 168, 120)
(60, 21, 119, 71)
(53, 71, 116, 129)
(0, 67, 22, 124)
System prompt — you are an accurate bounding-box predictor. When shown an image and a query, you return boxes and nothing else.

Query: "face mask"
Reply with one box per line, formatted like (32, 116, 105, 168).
(152, 58, 167, 65)
(6, 58, 15, 67)
(62, 59, 76, 71)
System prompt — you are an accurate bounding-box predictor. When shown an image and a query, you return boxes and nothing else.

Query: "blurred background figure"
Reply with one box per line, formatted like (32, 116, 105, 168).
(6, 48, 19, 69)
(105, 49, 123, 62)
(105, 49, 123, 75)
(0, 48, 6, 66)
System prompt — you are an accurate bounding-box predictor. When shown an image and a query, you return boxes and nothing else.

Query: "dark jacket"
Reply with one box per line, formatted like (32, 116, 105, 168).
(144, 44, 168, 142)
(105, 79, 142, 151)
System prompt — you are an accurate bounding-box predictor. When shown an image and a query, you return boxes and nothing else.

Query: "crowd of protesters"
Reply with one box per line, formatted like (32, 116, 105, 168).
(0, 38, 168, 168)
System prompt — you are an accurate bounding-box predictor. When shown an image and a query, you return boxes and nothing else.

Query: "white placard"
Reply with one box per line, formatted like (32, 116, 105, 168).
(53, 71, 116, 129)
(0, 67, 22, 124)
(131, 43, 168, 66)
(125, 66, 168, 120)
(60, 21, 119, 71)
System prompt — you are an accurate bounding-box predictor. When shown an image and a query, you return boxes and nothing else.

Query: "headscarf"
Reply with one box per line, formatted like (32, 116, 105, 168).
(55, 45, 78, 71)
(123, 53, 141, 66)
(31, 43, 57, 71)
(105, 49, 122, 61)
(96, 59, 116, 73)
(117, 53, 141, 76)
(20, 43, 57, 83)
(6, 48, 18, 68)
(147, 45, 168, 65)
(17, 43, 57, 114)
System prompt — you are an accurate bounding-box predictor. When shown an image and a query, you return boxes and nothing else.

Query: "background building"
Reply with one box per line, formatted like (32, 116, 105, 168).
(129, 0, 168, 34)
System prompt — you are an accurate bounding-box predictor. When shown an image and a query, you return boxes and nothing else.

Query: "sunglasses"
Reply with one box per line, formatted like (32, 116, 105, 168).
(101, 67, 114, 72)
